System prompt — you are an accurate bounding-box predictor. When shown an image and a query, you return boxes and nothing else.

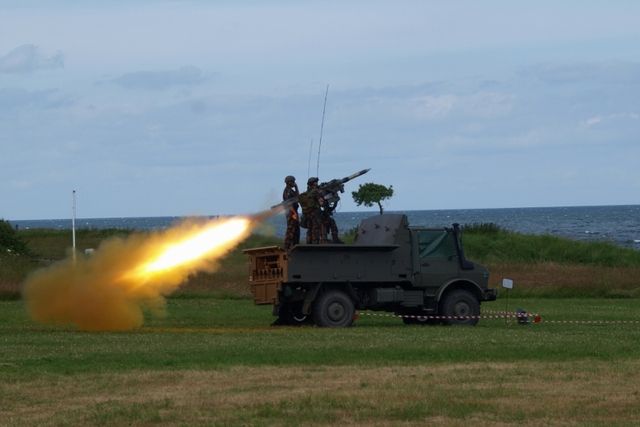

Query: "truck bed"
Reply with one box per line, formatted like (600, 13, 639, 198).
(244, 243, 413, 305)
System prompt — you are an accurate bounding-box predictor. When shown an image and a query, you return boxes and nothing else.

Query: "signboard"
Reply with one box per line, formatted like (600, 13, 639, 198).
(502, 278, 514, 289)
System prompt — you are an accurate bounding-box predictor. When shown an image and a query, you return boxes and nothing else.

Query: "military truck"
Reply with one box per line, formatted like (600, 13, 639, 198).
(244, 214, 496, 327)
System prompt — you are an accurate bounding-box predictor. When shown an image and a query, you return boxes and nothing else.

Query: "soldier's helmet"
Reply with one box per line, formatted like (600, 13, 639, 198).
(284, 175, 296, 184)
(307, 177, 319, 186)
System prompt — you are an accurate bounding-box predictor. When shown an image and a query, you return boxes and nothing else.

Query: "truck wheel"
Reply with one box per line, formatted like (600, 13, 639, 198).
(313, 290, 355, 327)
(440, 290, 480, 326)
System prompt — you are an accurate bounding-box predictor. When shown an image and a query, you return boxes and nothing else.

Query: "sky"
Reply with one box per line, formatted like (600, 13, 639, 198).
(1, 0, 640, 220)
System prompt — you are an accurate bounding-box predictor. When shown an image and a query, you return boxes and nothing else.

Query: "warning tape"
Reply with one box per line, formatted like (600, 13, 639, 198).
(531, 319, 640, 325)
(358, 311, 541, 323)
(358, 311, 640, 325)
(482, 310, 537, 316)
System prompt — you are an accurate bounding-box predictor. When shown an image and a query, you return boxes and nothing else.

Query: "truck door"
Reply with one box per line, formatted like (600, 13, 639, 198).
(415, 230, 459, 288)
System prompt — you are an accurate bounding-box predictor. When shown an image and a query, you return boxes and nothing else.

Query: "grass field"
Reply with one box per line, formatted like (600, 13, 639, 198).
(2, 297, 640, 425)
(2, 225, 640, 424)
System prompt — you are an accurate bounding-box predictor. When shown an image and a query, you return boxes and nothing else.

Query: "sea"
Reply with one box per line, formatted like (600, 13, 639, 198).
(8, 205, 640, 250)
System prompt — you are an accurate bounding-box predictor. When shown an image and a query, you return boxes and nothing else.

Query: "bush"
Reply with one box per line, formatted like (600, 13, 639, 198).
(341, 227, 359, 244)
(463, 229, 640, 268)
(462, 222, 505, 234)
(0, 219, 30, 256)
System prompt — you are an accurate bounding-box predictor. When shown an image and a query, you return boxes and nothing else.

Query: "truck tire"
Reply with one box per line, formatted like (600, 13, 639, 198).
(440, 290, 480, 326)
(313, 290, 355, 327)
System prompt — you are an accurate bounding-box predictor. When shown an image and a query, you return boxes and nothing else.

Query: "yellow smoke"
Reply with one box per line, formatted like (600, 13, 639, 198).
(23, 216, 253, 331)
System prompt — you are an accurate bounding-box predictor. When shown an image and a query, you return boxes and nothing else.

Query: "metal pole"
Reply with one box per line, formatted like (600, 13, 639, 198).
(72, 190, 76, 261)
(505, 288, 510, 326)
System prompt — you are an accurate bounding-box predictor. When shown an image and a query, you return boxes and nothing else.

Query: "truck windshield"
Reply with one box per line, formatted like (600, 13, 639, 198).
(418, 230, 456, 258)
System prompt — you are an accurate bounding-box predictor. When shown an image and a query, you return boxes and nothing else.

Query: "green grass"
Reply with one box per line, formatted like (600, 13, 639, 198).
(2, 297, 640, 378)
(2, 297, 640, 425)
(463, 226, 640, 267)
(19, 227, 133, 260)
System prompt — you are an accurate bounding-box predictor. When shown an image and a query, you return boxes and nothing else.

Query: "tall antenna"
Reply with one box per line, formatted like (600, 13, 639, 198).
(307, 137, 314, 178)
(316, 84, 329, 177)
(72, 190, 77, 262)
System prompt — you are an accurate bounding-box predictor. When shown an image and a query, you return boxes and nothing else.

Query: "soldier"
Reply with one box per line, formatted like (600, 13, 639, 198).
(282, 175, 300, 251)
(321, 200, 342, 243)
(298, 177, 324, 244)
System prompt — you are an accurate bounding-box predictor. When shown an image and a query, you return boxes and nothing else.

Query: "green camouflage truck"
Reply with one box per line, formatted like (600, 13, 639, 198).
(244, 214, 496, 327)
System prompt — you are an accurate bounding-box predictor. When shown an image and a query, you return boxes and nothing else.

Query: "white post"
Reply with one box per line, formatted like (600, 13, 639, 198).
(72, 190, 77, 261)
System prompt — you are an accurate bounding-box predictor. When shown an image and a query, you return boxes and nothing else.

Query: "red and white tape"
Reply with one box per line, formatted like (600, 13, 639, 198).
(358, 311, 541, 323)
(481, 310, 640, 324)
(529, 319, 640, 325)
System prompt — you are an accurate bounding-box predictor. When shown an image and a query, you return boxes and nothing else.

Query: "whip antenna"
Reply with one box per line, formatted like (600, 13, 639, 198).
(307, 137, 314, 178)
(316, 84, 329, 177)
(72, 190, 77, 262)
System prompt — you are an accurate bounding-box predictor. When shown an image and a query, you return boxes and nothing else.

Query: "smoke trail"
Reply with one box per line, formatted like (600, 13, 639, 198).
(23, 217, 253, 331)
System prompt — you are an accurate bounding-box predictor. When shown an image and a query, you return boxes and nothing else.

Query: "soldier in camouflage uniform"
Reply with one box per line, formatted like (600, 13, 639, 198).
(282, 175, 300, 251)
(298, 177, 324, 244)
(321, 200, 342, 243)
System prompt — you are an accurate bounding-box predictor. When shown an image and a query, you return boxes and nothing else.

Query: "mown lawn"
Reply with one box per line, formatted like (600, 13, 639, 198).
(2, 297, 640, 425)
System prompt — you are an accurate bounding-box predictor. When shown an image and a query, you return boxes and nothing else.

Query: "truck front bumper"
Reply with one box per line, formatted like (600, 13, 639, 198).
(483, 288, 497, 301)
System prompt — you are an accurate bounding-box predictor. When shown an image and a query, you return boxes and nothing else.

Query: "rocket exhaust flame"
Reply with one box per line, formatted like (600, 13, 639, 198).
(132, 218, 250, 278)
(24, 216, 254, 331)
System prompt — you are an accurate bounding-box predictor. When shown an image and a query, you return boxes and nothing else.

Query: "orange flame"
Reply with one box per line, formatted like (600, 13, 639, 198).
(24, 216, 253, 331)
(130, 217, 250, 280)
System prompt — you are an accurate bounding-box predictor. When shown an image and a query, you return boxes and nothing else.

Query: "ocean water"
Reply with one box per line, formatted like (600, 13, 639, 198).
(9, 205, 640, 249)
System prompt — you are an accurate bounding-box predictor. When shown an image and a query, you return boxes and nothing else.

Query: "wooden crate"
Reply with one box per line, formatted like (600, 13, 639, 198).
(243, 246, 287, 305)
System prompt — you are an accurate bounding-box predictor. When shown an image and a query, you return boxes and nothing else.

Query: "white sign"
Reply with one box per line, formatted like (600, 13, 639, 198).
(502, 278, 514, 289)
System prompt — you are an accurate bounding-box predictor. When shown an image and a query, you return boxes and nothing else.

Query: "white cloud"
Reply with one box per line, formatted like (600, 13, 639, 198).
(8, 179, 32, 190)
(582, 112, 640, 128)
(0, 88, 72, 112)
(462, 92, 514, 118)
(0, 44, 63, 74)
(410, 92, 513, 120)
(412, 95, 457, 119)
(584, 116, 603, 127)
(525, 61, 640, 85)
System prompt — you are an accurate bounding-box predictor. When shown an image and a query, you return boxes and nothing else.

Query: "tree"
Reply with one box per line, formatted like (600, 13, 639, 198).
(351, 183, 394, 215)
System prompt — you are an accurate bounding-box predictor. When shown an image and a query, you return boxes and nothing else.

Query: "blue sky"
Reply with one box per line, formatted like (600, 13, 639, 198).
(1, 1, 640, 220)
